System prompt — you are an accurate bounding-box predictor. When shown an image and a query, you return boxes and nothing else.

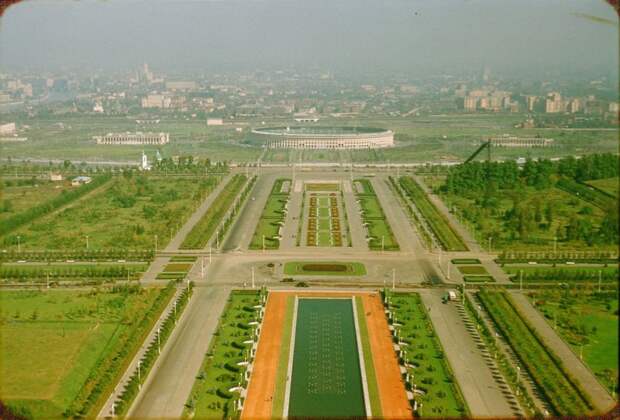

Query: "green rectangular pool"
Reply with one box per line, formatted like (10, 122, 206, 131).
(287, 298, 366, 417)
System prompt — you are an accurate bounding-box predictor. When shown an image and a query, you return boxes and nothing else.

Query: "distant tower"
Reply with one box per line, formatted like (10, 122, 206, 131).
(141, 151, 151, 170)
(156, 149, 163, 162)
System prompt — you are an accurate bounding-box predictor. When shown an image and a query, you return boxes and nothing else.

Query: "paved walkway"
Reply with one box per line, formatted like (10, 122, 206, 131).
(508, 291, 616, 413)
(419, 289, 516, 417)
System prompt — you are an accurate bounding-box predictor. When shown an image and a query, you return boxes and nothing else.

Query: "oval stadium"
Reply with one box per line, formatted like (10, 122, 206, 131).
(250, 126, 394, 150)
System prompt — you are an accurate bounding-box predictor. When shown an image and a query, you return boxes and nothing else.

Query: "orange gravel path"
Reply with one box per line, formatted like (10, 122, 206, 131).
(241, 292, 287, 419)
(362, 294, 413, 419)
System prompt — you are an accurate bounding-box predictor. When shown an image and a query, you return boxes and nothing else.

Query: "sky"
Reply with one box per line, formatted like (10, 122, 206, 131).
(0, 0, 618, 79)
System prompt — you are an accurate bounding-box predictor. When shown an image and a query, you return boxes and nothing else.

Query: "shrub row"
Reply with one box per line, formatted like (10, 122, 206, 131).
(181, 174, 252, 249)
(0, 249, 154, 263)
(114, 284, 193, 416)
(398, 176, 467, 251)
(478, 290, 593, 416)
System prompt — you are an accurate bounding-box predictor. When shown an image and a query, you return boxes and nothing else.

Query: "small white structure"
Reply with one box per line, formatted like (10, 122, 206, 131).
(50, 173, 63, 182)
(0, 122, 16, 135)
(93, 103, 104, 113)
(140, 151, 151, 171)
(71, 176, 92, 186)
(207, 118, 224, 126)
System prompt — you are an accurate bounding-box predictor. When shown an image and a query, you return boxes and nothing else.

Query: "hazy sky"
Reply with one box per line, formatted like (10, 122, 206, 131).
(0, 0, 618, 78)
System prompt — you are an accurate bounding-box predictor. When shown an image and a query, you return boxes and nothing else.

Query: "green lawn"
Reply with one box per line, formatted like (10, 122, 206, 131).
(387, 292, 468, 417)
(283, 261, 366, 276)
(249, 178, 290, 250)
(527, 289, 618, 394)
(354, 179, 399, 251)
(184, 290, 261, 418)
(586, 177, 618, 198)
(0, 286, 170, 419)
(4, 174, 220, 250)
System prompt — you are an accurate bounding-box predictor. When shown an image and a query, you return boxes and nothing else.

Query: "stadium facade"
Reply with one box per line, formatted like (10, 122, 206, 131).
(251, 126, 394, 150)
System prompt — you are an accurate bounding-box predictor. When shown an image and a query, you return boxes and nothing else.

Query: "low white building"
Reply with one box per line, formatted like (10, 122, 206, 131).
(0, 122, 16, 135)
(207, 118, 224, 126)
(72, 176, 92, 186)
(94, 132, 170, 145)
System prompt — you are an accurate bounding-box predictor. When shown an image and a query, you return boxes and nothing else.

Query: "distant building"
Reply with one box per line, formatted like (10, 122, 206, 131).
(609, 102, 619, 113)
(545, 92, 563, 113)
(487, 135, 554, 148)
(50, 173, 63, 182)
(0, 122, 16, 135)
(464, 96, 478, 111)
(567, 99, 581, 114)
(165, 81, 197, 91)
(141, 94, 171, 108)
(294, 117, 319, 123)
(94, 132, 170, 145)
(93, 102, 104, 113)
(72, 176, 92, 186)
(207, 118, 224, 126)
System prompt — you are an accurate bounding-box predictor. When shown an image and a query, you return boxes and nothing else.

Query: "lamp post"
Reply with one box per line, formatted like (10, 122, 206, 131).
(17, 235, 21, 253)
(392, 268, 396, 291)
(154, 234, 158, 253)
(85, 235, 89, 250)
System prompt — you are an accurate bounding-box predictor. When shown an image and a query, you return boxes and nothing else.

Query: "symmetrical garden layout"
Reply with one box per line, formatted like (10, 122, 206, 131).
(302, 182, 346, 247)
(186, 290, 422, 419)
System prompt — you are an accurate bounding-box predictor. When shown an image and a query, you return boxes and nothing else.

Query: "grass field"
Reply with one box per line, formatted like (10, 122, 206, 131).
(249, 178, 290, 250)
(0, 180, 73, 220)
(388, 292, 467, 417)
(0, 286, 170, 419)
(155, 260, 195, 280)
(4, 174, 219, 250)
(586, 177, 618, 198)
(288, 298, 365, 417)
(180, 174, 247, 249)
(2, 114, 618, 164)
(354, 179, 399, 251)
(185, 290, 261, 419)
(526, 289, 618, 394)
(398, 176, 467, 251)
(283, 261, 366, 276)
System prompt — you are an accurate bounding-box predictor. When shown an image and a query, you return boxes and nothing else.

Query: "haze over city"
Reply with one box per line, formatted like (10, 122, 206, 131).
(1, 0, 618, 79)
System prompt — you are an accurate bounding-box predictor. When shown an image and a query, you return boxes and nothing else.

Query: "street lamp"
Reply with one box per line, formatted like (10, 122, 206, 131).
(85, 235, 89, 250)
(17, 235, 21, 253)
(154, 234, 158, 253)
